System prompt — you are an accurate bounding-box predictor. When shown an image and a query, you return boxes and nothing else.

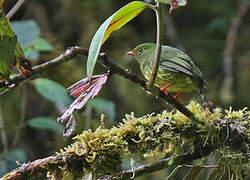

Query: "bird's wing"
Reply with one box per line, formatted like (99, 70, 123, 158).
(160, 55, 194, 77)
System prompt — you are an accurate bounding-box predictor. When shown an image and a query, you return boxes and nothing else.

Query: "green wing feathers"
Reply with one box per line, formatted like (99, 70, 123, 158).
(160, 46, 206, 89)
(131, 43, 207, 92)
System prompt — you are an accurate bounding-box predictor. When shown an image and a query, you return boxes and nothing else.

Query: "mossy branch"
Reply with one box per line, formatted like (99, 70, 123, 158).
(2, 102, 249, 179)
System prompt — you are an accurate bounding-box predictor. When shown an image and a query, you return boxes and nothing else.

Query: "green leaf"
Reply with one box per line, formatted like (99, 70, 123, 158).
(87, 1, 148, 77)
(88, 98, 116, 121)
(23, 45, 39, 60)
(34, 78, 73, 105)
(0, 9, 26, 82)
(12, 20, 54, 60)
(0, 35, 17, 78)
(27, 117, 64, 134)
(23, 38, 54, 60)
(0, 10, 24, 81)
(33, 38, 54, 52)
(11, 20, 40, 46)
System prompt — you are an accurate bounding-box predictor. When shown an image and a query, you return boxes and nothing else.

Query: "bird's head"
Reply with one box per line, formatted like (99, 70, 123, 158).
(127, 43, 155, 63)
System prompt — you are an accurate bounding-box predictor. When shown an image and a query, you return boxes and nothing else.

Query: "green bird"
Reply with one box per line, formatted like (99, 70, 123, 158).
(127, 43, 209, 104)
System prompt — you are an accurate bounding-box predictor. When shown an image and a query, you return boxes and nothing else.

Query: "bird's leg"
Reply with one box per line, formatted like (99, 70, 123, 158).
(198, 89, 214, 113)
(173, 92, 182, 100)
(160, 83, 172, 95)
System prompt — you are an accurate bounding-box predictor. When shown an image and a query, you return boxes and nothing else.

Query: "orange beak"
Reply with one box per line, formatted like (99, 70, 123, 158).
(127, 51, 136, 55)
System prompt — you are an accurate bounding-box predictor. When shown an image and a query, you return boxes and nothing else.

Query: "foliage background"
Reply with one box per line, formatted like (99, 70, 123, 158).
(0, 0, 250, 179)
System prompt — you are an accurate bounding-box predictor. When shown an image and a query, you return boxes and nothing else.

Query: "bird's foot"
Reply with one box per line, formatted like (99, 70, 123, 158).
(173, 92, 182, 100)
(160, 83, 172, 95)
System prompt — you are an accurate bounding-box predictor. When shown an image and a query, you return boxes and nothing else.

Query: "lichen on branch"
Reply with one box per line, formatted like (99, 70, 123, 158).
(2, 101, 249, 179)
(43, 101, 249, 179)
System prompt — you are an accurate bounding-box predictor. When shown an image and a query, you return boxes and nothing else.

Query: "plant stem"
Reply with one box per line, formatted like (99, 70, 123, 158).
(146, 2, 163, 89)
(6, 0, 26, 19)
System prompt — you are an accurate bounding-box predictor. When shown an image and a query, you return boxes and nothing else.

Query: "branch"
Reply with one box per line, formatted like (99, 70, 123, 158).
(1, 144, 216, 180)
(1, 101, 249, 180)
(220, 1, 249, 104)
(1, 46, 201, 125)
(1, 155, 64, 180)
(0, 47, 87, 88)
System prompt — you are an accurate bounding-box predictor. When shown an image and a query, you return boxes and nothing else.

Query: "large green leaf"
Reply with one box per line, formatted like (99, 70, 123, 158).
(27, 117, 64, 134)
(12, 20, 54, 60)
(0, 7, 26, 83)
(34, 78, 73, 105)
(0, 12, 25, 58)
(23, 38, 54, 60)
(88, 97, 116, 121)
(11, 20, 40, 46)
(87, 1, 148, 77)
(0, 35, 17, 78)
(33, 38, 54, 52)
(0, 10, 21, 80)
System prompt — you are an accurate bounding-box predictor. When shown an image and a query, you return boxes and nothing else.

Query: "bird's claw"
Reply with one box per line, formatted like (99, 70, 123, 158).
(160, 83, 172, 96)
(173, 92, 182, 100)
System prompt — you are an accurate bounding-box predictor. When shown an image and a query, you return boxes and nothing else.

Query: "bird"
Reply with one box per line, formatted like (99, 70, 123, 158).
(127, 43, 211, 108)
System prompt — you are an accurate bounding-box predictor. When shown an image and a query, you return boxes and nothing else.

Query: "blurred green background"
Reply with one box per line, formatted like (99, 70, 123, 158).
(0, 0, 250, 179)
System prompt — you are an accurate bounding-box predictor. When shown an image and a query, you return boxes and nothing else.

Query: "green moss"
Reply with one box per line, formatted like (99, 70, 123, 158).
(47, 101, 249, 179)
(218, 146, 249, 180)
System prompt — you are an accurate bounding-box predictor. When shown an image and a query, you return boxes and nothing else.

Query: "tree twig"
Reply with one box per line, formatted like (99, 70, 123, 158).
(1, 155, 64, 180)
(220, 1, 249, 104)
(6, 0, 26, 19)
(0, 46, 87, 88)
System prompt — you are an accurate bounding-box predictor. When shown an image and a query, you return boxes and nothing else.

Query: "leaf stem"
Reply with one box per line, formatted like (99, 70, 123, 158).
(146, 2, 163, 89)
